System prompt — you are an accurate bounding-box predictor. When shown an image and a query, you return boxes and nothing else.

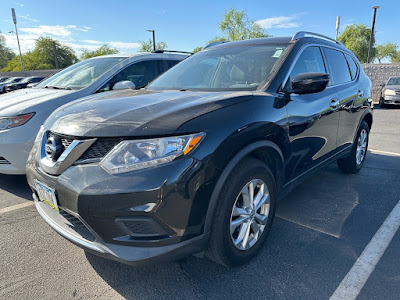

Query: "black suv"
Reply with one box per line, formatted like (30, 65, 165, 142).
(26, 32, 373, 267)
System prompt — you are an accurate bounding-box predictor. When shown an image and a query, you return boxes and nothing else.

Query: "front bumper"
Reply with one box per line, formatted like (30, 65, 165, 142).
(34, 195, 209, 265)
(27, 155, 219, 265)
(0, 125, 37, 175)
(383, 94, 400, 105)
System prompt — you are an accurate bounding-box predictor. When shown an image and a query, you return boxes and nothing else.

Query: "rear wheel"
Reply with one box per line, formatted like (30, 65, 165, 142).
(337, 120, 369, 174)
(206, 158, 276, 267)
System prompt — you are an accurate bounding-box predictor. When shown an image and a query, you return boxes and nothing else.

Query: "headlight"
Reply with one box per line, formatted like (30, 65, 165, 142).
(384, 89, 396, 96)
(0, 113, 35, 130)
(100, 133, 205, 174)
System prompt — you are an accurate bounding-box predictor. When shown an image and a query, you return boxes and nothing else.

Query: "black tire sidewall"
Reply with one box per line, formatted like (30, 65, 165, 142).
(212, 159, 276, 266)
(351, 121, 370, 171)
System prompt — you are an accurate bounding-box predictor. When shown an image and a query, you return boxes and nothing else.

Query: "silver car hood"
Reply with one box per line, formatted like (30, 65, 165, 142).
(0, 88, 75, 116)
(386, 85, 400, 91)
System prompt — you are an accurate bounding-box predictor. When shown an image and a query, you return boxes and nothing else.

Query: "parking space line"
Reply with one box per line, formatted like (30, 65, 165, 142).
(330, 200, 400, 300)
(0, 202, 34, 214)
(369, 149, 400, 156)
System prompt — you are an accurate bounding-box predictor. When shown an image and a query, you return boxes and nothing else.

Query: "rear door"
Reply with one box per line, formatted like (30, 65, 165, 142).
(285, 46, 340, 180)
(321, 47, 360, 151)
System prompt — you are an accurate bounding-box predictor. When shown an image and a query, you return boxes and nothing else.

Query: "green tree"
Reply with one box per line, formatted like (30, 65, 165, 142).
(139, 39, 168, 52)
(392, 51, 400, 63)
(338, 24, 374, 63)
(193, 46, 203, 53)
(375, 42, 398, 63)
(209, 8, 269, 43)
(81, 44, 119, 60)
(0, 31, 16, 69)
(2, 36, 78, 71)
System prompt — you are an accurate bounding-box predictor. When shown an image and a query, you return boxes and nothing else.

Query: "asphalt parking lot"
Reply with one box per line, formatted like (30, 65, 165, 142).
(1, 106, 399, 300)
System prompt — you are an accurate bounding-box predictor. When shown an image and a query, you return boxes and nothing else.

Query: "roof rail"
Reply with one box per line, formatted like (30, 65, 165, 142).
(291, 31, 344, 46)
(152, 50, 193, 55)
(204, 41, 230, 49)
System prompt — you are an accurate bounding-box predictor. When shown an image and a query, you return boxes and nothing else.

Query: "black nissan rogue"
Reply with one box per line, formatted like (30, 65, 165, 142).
(26, 32, 373, 267)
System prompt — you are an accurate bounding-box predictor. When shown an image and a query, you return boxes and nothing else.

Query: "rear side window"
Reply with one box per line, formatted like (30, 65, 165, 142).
(286, 46, 326, 89)
(165, 60, 180, 69)
(323, 48, 351, 85)
(345, 53, 358, 80)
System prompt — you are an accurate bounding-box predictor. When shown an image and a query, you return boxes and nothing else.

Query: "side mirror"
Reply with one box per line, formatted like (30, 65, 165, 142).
(288, 72, 330, 94)
(113, 81, 136, 90)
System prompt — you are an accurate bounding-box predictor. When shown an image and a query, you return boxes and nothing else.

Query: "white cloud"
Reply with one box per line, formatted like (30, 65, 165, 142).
(3, 24, 140, 56)
(255, 15, 301, 29)
(14, 1, 24, 7)
(19, 14, 39, 22)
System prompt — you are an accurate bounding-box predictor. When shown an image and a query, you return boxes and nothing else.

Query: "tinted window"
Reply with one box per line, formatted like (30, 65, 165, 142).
(323, 48, 351, 85)
(345, 53, 358, 80)
(98, 60, 161, 92)
(165, 60, 180, 69)
(285, 46, 326, 90)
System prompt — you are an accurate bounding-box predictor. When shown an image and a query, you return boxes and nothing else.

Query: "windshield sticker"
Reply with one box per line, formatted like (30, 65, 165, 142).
(272, 49, 283, 58)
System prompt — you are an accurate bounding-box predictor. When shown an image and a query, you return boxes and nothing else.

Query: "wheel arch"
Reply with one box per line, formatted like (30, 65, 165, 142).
(204, 140, 284, 234)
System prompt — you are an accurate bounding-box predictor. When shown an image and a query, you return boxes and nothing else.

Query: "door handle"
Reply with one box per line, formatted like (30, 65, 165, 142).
(357, 90, 364, 97)
(330, 99, 340, 109)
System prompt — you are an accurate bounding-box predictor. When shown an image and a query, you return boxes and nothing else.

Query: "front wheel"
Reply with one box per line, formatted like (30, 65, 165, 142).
(206, 158, 276, 267)
(337, 120, 370, 174)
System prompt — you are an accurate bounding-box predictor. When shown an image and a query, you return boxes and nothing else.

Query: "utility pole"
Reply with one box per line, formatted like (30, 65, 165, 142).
(335, 16, 340, 40)
(147, 29, 156, 51)
(367, 6, 379, 64)
(52, 41, 59, 69)
(11, 8, 24, 71)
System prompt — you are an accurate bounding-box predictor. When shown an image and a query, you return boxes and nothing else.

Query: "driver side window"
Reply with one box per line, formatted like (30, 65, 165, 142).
(285, 46, 326, 90)
(97, 60, 161, 93)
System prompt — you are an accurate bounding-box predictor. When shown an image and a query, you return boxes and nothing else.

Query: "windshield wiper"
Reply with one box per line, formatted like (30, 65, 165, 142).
(44, 86, 73, 90)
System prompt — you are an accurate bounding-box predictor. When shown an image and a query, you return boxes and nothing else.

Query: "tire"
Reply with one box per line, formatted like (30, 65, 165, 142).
(379, 97, 386, 108)
(337, 120, 370, 174)
(206, 157, 276, 267)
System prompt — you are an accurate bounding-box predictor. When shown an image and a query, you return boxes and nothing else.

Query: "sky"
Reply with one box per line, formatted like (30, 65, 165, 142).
(0, 0, 399, 58)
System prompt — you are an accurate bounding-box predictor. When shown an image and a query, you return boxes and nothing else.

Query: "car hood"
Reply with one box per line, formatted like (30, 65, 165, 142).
(46, 89, 253, 137)
(386, 85, 400, 91)
(0, 88, 75, 116)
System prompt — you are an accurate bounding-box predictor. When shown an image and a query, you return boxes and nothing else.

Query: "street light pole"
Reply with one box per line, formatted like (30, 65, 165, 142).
(367, 6, 379, 64)
(335, 16, 340, 40)
(147, 29, 156, 51)
(11, 8, 24, 71)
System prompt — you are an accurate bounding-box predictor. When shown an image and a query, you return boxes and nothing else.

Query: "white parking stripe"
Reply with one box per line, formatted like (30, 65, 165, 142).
(330, 200, 400, 300)
(369, 149, 400, 156)
(0, 202, 34, 214)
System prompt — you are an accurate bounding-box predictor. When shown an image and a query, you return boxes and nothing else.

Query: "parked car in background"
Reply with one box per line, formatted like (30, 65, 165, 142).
(26, 32, 373, 267)
(0, 51, 189, 174)
(5, 76, 46, 92)
(379, 76, 400, 107)
(0, 77, 23, 93)
(0, 77, 10, 83)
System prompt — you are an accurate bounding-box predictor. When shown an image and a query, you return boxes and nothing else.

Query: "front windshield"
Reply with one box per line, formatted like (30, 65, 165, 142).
(20, 77, 32, 83)
(149, 44, 287, 91)
(387, 77, 400, 86)
(37, 57, 126, 90)
(0, 78, 9, 83)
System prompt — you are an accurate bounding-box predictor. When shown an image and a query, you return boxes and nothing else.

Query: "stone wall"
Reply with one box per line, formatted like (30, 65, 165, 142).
(0, 69, 61, 78)
(362, 64, 400, 103)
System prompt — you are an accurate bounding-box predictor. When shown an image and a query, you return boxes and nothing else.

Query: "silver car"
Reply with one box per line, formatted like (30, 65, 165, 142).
(379, 76, 400, 107)
(0, 52, 187, 174)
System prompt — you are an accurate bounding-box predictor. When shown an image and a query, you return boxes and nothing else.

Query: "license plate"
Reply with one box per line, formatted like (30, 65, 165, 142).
(34, 180, 59, 211)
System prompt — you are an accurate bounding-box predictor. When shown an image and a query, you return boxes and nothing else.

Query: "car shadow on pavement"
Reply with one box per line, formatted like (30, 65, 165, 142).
(82, 151, 400, 300)
(0, 174, 32, 201)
